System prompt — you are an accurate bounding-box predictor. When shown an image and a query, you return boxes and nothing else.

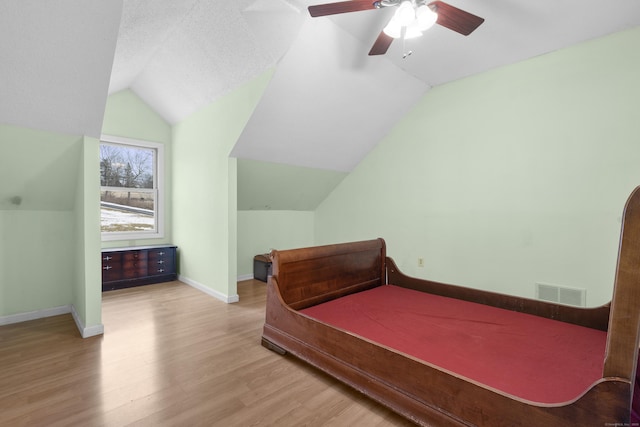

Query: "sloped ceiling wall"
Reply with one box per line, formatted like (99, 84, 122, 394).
(0, 125, 83, 211)
(237, 158, 347, 210)
(230, 17, 428, 172)
(0, 0, 123, 138)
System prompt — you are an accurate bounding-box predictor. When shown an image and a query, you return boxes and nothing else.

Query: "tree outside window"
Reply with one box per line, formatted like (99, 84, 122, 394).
(100, 136, 164, 240)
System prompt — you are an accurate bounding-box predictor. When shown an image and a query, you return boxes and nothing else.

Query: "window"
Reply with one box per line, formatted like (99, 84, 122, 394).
(100, 135, 164, 240)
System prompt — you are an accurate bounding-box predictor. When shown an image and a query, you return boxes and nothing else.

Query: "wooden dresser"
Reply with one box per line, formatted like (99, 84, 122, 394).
(101, 245, 177, 291)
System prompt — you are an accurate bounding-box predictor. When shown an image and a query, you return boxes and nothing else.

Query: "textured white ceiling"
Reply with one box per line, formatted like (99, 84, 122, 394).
(108, 0, 640, 172)
(3, 0, 639, 173)
(109, 0, 305, 124)
(0, 0, 123, 138)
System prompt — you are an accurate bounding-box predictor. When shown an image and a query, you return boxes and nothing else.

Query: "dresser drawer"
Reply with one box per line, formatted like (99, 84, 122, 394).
(102, 251, 123, 282)
(122, 250, 149, 278)
(148, 248, 176, 276)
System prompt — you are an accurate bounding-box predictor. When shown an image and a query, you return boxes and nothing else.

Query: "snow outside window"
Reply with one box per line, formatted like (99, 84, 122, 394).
(100, 135, 164, 241)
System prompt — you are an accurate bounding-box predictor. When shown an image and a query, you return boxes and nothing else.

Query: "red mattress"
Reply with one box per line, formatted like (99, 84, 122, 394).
(300, 285, 607, 403)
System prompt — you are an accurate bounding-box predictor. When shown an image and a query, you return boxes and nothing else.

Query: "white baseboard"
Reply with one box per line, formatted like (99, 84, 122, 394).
(237, 274, 254, 282)
(179, 275, 240, 303)
(70, 305, 104, 338)
(0, 305, 71, 326)
(0, 304, 104, 339)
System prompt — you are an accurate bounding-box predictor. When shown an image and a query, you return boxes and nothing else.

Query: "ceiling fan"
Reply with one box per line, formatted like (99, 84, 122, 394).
(308, 0, 485, 56)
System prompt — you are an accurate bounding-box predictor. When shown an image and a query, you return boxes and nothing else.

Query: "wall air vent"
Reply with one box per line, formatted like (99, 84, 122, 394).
(535, 283, 586, 307)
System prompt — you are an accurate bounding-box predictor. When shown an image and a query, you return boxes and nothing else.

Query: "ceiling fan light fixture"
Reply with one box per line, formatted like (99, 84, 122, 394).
(308, 0, 485, 56)
(382, 19, 422, 39)
(395, 1, 416, 26)
(404, 20, 423, 39)
(382, 18, 402, 38)
(384, 0, 423, 39)
(416, 5, 438, 30)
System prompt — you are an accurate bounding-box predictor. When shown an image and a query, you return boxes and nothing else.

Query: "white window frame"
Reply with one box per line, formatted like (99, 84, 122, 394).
(100, 134, 165, 241)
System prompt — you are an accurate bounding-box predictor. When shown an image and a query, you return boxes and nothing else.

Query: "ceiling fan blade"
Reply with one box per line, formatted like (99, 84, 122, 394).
(429, 1, 484, 36)
(309, 0, 378, 17)
(368, 31, 394, 55)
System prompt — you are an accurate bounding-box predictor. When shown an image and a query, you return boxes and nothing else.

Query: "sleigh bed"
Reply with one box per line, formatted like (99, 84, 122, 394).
(261, 187, 640, 426)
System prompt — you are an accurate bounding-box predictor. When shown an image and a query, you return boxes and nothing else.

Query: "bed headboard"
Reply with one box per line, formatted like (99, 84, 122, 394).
(269, 238, 386, 310)
(604, 185, 640, 384)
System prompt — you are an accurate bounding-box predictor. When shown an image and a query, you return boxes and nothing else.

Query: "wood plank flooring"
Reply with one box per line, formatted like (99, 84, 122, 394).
(0, 280, 415, 426)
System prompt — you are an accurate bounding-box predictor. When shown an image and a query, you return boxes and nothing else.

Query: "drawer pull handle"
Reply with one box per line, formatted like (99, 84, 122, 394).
(158, 268, 165, 273)
(103, 265, 112, 270)
(103, 256, 112, 261)
(159, 251, 165, 256)
(158, 260, 164, 264)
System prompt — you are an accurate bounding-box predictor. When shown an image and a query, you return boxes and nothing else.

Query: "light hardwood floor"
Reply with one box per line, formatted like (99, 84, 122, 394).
(0, 280, 415, 426)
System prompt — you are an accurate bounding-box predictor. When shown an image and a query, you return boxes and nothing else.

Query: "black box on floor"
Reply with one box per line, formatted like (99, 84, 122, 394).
(253, 254, 272, 282)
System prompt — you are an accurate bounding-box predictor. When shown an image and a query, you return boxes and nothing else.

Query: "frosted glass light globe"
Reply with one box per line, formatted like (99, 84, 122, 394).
(416, 5, 438, 30)
(396, 1, 416, 26)
(404, 20, 423, 39)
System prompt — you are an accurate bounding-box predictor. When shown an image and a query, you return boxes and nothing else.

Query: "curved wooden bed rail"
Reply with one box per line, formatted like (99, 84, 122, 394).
(387, 258, 610, 331)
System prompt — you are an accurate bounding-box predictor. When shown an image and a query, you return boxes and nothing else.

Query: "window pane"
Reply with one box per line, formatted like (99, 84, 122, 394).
(100, 137, 163, 240)
(100, 144, 154, 189)
(100, 190, 155, 232)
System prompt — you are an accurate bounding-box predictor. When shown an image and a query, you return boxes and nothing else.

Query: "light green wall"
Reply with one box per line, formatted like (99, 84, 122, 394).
(0, 210, 75, 315)
(237, 210, 315, 277)
(228, 161, 238, 289)
(102, 89, 172, 144)
(0, 125, 101, 333)
(172, 69, 274, 300)
(0, 125, 80, 317)
(100, 89, 173, 249)
(315, 27, 640, 306)
(73, 136, 102, 332)
(73, 143, 87, 325)
(236, 159, 342, 278)
(237, 159, 347, 210)
(0, 124, 82, 211)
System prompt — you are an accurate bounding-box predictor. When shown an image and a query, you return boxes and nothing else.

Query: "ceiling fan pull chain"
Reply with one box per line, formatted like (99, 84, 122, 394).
(401, 27, 412, 58)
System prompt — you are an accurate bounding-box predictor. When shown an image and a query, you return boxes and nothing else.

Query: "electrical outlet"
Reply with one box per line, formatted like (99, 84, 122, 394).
(418, 257, 424, 268)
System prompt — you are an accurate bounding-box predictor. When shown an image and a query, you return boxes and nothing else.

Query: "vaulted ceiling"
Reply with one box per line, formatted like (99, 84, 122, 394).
(111, 0, 640, 173)
(3, 0, 640, 174)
